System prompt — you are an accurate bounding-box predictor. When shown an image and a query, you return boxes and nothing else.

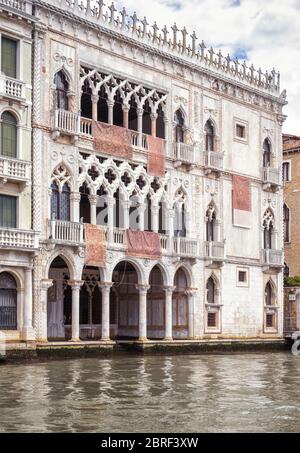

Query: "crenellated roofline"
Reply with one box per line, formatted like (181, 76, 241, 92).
(32, 0, 287, 101)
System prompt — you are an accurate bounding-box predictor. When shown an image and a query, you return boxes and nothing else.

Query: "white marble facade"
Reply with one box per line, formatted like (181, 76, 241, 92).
(0, 0, 287, 344)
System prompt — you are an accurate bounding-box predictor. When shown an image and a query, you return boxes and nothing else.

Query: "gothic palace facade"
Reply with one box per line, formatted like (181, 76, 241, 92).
(0, 0, 287, 345)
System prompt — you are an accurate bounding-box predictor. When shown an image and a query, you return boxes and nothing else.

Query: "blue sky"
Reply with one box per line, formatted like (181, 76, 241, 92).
(108, 0, 300, 134)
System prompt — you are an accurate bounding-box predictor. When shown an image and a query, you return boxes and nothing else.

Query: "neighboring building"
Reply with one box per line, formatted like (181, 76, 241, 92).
(1, 0, 287, 345)
(0, 0, 37, 341)
(283, 135, 300, 336)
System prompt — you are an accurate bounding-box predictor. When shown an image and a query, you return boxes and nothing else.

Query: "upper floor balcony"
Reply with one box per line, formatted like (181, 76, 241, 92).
(262, 167, 281, 192)
(204, 241, 225, 266)
(204, 151, 224, 175)
(0, 156, 31, 187)
(0, 227, 38, 250)
(47, 219, 85, 246)
(0, 0, 30, 13)
(0, 74, 26, 101)
(261, 248, 283, 271)
(169, 142, 197, 167)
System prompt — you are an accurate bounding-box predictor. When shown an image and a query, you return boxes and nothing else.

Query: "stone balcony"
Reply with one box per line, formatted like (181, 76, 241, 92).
(0, 156, 32, 186)
(0, 227, 38, 250)
(0, 74, 26, 102)
(173, 237, 198, 258)
(0, 0, 31, 13)
(47, 219, 85, 246)
(204, 241, 225, 267)
(170, 142, 197, 167)
(261, 248, 283, 271)
(262, 167, 281, 192)
(204, 151, 224, 175)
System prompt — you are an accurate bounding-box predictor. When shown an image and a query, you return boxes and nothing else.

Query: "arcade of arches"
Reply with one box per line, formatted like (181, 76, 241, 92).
(46, 256, 195, 341)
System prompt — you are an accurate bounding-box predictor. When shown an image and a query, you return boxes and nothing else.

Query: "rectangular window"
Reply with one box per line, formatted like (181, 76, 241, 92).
(0, 195, 17, 228)
(207, 312, 217, 328)
(282, 162, 290, 183)
(236, 267, 249, 287)
(266, 313, 275, 328)
(236, 124, 246, 139)
(1, 37, 17, 79)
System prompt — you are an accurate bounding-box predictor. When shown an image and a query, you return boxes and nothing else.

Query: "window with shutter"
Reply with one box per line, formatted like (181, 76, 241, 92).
(1, 37, 17, 79)
(0, 195, 16, 228)
(0, 112, 17, 158)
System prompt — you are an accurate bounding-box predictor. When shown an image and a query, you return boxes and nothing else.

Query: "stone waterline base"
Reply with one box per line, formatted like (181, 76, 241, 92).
(0, 338, 289, 363)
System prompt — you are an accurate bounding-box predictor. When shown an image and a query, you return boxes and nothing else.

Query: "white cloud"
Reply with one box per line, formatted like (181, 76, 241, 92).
(111, 0, 299, 133)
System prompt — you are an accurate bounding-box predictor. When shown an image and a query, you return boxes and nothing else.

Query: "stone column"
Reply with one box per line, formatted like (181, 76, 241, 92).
(38, 279, 53, 342)
(164, 286, 175, 340)
(22, 267, 35, 341)
(107, 195, 115, 243)
(152, 202, 159, 233)
(107, 100, 114, 125)
(70, 192, 81, 223)
(137, 108, 144, 148)
(69, 280, 84, 342)
(164, 117, 169, 156)
(123, 104, 129, 129)
(136, 284, 150, 341)
(186, 288, 197, 339)
(99, 282, 113, 341)
(122, 199, 130, 229)
(137, 203, 146, 231)
(91, 94, 99, 122)
(88, 194, 98, 225)
(167, 209, 175, 253)
(151, 113, 158, 137)
(185, 209, 191, 238)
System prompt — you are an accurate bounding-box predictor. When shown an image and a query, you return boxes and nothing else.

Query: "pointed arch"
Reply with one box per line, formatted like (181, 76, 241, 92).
(283, 202, 290, 243)
(174, 108, 186, 143)
(263, 137, 272, 167)
(263, 208, 275, 249)
(205, 200, 217, 242)
(53, 69, 70, 110)
(204, 118, 216, 152)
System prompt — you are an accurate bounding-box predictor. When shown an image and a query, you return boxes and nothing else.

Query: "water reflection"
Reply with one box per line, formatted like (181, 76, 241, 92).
(0, 353, 300, 432)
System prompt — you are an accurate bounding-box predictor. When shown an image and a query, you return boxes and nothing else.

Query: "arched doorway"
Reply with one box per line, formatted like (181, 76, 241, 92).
(147, 266, 165, 339)
(112, 261, 139, 339)
(47, 256, 71, 340)
(79, 267, 102, 340)
(0, 272, 17, 330)
(173, 268, 188, 338)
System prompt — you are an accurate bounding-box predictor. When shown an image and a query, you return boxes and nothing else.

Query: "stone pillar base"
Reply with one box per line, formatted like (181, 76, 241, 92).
(22, 327, 36, 342)
(101, 337, 111, 342)
(163, 337, 173, 341)
(70, 338, 80, 342)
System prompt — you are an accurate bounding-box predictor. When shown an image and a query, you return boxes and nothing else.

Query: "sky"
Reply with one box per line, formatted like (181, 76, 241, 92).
(109, 0, 300, 134)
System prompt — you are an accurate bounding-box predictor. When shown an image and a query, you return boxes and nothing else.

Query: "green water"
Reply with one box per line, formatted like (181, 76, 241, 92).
(0, 353, 300, 433)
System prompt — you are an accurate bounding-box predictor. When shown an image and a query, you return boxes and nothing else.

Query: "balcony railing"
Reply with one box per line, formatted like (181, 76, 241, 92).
(0, 0, 27, 12)
(48, 219, 84, 244)
(0, 156, 31, 183)
(112, 227, 126, 247)
(130, 131, 148, 150)
(80, 117, 93, 136)
(262, 167, 281, 186)
(173, 237, 198, 258)
(204, 151, 224, 171)
(160, 234, 168, 254)
(204, 241, 225, 260)
(0, 228, 37, 249)
(262, 249, 283, 267)
(0, 74, 25, 99)
(51, 110, 80, 135)
(171, 142, 196, 164)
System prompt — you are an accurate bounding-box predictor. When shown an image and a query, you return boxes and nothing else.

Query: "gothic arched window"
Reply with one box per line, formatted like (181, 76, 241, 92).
(54, 70, 69, 110)
(205, 120, 215, 152)
(206, 277, 215, 304)
(263, 138, 271, 167)
(265, 281, 273, 306)
(1, 111, 17, 158)
(51, 181, 70, 221)
(174, 110, 185, 143)
(0, 272, 17, 330)
(283, 203, 290, 243)
(263, 209, 274, 250)
(206, 203, 216, 242)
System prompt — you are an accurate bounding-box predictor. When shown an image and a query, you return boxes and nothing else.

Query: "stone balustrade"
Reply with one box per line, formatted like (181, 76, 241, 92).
(204, 151, 224, 172)
(0, 156, 32, 183)
(0, 74, 25, 99)
(51, 109, 80, 135)
(48, 219, 84, 244)
(262, 167, 281, 187)
(204, 241, 225, 260)
(171, 142, 197, 165)
(173, 237, 198, 258)
(262, 249, 283, 267)
(0, 228, 37, 249)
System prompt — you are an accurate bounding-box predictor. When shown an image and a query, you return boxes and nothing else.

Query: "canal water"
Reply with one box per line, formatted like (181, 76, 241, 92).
(0, 353, 300, 433)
